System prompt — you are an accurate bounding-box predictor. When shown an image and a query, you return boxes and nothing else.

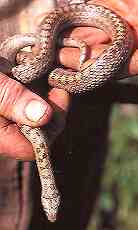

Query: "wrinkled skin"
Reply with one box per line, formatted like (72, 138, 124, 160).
(0, 0, 70, 160)
(0, 0, 138, 159)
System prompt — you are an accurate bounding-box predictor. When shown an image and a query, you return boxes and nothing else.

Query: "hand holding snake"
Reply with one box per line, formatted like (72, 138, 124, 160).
(60, 0, 138, 76)
(0, 0, 138, 223)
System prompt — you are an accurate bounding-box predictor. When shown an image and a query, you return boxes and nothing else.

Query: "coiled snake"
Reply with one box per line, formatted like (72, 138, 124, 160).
(0, 2, 133, 222)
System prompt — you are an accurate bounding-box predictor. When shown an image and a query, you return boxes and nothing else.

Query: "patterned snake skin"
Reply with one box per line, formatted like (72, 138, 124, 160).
(0, 2, 134, 222)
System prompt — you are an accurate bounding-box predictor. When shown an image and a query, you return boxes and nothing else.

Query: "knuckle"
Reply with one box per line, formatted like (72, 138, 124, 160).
(0, 75, 25, 118)
(0, 122, 13, 137)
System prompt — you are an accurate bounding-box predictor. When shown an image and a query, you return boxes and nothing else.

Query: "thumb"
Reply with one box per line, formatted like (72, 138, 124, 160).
(0, 73, 52, 127)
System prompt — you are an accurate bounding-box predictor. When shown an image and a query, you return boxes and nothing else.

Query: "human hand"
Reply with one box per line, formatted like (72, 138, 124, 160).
(0, 0, 71, 160)
(0, 72, 70, 160)
(1, 0, 137, 160)
(59, 0, 138, 76)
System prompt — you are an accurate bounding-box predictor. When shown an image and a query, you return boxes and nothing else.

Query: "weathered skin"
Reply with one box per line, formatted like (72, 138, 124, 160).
(0, 2, 134, 222)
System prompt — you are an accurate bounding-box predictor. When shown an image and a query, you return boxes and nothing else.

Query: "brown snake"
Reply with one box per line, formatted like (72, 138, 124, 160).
(0, 2, 134, 222)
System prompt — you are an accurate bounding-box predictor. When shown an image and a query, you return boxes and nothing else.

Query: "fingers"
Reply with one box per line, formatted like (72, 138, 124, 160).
(0, 116, 34, 160)
(58, 27, 109, 69)
(128, 49, 138, 75)
(58, 44, 108, 70)
(0, 87, 71, 160)
(58, 25, 138, 76)
(59, 44, 138, 75)
(0, 73, 53, 127)
(61, 27, 109, 46)
(48, 88, 71, 134)
(58, 26, 109, 69)
(45, 88, 71, 146)
(48, 88, 71, 113)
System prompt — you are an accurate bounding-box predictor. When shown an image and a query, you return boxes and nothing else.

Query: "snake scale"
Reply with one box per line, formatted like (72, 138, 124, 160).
(0, 2, 133, 222)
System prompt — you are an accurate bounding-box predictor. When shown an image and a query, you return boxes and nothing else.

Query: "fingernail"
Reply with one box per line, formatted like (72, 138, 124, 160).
(25, 100, 47, 122)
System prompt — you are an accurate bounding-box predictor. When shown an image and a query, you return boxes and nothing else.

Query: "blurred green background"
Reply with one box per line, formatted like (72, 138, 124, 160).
(88, 104, 138, 230)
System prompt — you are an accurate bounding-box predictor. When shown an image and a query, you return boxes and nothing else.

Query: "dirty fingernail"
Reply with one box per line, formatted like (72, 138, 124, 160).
(25, 100, 47, 122)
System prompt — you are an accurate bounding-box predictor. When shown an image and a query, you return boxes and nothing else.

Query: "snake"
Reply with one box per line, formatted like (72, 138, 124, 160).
(0, 2, 134, 222)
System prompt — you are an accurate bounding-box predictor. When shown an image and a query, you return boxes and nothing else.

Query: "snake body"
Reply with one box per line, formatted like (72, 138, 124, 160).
(0, 2, 133, 222)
